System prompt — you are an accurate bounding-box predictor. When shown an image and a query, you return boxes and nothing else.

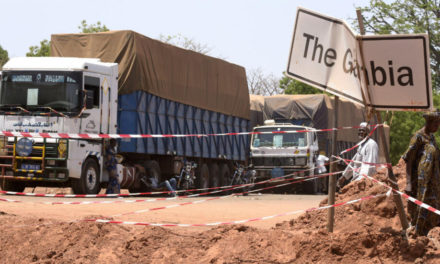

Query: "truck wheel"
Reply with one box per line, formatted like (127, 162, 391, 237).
(209, 163, 220, 188)
(219, 164, 230, 188)
(72, 158, 101, 194)
(1, 180, 25, 192)
(128, 170, 147, 193)
(197, 163, 210, 189)
(304, 171, 318, 194)
(145, 160, 161, 186)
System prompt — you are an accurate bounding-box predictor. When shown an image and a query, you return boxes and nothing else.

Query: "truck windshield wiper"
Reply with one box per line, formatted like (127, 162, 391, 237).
(27, 106, 67, 117)
(0, 104, 30, 114)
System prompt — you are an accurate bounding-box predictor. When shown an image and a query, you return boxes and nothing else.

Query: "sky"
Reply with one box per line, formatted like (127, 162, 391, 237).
(0, 0, 371, 77)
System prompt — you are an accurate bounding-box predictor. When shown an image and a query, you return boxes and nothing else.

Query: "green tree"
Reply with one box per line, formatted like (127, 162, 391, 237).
(357, 0, 440, 89)
(26, 39, 50, 57)
(280, 75, 323, 95)
(385, 92, 440, 164)
(26, 20, 109, 57)
(0, 45, 8, 69)
(78, 20, 109, 33)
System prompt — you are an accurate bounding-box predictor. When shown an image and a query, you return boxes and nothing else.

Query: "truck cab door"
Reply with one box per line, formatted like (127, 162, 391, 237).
(99, 77, 110, 134)
(81, 74, 101, 135)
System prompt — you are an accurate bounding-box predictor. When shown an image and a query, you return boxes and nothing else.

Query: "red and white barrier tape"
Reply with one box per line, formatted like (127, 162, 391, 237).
(107, 172, 342, 217)
(0, 171, 342, 206)
(0, 160, 338, 199)
(339, 158, 392, 169)
(0, 197, 21, 203)
(0, 124, 382, 139)
(339, 124, 381, 155)
(82, 192, 387, 227)
(336, 156, 440, 216)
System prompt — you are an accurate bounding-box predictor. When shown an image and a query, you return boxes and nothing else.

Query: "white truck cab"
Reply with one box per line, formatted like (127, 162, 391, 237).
(0, 57, 118, 193)
(250, 120, 320, 192)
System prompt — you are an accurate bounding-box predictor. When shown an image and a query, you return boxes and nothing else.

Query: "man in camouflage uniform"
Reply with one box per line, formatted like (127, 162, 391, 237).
(402, 111, 440, 236)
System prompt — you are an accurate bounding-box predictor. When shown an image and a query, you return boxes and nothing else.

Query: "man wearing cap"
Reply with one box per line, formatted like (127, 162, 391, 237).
(402, 111, 440, 236)
(337, 122, 379, 187)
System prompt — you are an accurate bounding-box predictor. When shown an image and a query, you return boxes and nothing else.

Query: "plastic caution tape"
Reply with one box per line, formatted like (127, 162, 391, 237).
(0, 160, 339, 198)
(0, 124, 382, 139)
(82, 192, 387, 227)
(336, 156, 440, 217)
(0, 171, 342, 207)
(109, 172, 342, 217)
(339, 124, 381, 155)
(339, 158, 392, 169)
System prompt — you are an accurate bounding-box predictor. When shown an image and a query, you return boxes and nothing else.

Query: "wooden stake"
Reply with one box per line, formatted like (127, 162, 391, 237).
(327, 96, 339, 232)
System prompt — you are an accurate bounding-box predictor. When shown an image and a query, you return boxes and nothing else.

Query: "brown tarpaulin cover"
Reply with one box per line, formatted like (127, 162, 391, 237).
(51, 30, 250, 120)
(249, 94, 265, 129)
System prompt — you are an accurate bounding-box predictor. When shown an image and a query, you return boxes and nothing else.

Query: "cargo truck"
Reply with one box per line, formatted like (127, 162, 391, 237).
(0, 30, 250, 194)
(249, 94, 389, 193)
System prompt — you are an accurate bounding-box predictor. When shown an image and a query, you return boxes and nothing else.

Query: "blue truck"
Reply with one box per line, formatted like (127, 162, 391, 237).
(0, 30, 250, 194)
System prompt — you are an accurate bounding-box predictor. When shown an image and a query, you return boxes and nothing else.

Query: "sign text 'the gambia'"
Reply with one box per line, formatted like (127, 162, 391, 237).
(287, 7, 432, 111)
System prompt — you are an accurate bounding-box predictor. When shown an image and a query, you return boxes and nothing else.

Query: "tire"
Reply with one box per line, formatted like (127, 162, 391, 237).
(219, 164, 230, 188)
(182, 180, 190, 191)
(145, 160, 161, 186)
(128, 170, 148, 193)
(1, 180, 25, 192)
(304, 171, 318, 194)
(243, 172, 256, 195)
(209, 163, 220, 188)
(197, 163, 210, 189)
(72, 158, 101, 194)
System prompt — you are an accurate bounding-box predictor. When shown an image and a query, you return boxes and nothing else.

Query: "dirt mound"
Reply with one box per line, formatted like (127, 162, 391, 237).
(274, 164, 440, 263)
(1, 163, 440, 263)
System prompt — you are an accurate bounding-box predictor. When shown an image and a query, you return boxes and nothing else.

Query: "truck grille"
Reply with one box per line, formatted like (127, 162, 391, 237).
(252, 157, 297, 167)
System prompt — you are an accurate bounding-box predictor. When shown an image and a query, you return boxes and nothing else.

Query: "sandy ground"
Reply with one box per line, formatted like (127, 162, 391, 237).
(1, 190, 326, 230)
(2, 165, 440, 263)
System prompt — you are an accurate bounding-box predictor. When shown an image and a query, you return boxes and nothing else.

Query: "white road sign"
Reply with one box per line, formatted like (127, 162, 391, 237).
(286, 7, 432, 111)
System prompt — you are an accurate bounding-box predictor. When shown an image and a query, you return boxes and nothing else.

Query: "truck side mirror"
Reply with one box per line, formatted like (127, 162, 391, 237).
(84, 90, 94, 109)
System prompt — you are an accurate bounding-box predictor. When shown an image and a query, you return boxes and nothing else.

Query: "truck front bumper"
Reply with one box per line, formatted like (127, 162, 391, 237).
(254, 166, 312, 180)
(0, 137, 69, 183)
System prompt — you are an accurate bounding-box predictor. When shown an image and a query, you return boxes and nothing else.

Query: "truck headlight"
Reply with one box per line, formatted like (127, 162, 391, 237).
(0, 136, 7, 155)
(295, 157, 307, 166)
(16, 138, 33, 157)
(58, 139, 68, 158)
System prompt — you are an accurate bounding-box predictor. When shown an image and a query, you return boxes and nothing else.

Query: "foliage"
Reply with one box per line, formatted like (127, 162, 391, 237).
(26, 20, 109, 57)
(0, 45, 8, 69)
(78, 20, 109, 33)
(248, 68, 282, 95)
(26, 39, 50, 57)
(384, 92, 440, 164)
(356, 0, 440, 163)
(280, 75, 323, 95)
(159, 33, 212, 55)
(356, 0, 440, 89)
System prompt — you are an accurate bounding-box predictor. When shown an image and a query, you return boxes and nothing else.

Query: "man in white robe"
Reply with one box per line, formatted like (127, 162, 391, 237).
(338, 122, 379, 186)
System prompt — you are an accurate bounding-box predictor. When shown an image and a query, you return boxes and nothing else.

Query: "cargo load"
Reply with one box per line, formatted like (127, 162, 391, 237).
(51, 30, 250, 161)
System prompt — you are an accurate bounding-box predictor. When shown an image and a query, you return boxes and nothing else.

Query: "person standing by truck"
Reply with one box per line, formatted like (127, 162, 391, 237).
(105, 139, 120, 194)
(337, 122, 379, 187)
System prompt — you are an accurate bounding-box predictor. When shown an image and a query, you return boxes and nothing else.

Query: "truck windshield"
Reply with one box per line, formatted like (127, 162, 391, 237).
(252, 127, 308, 147)
(0, 71, 82, 113)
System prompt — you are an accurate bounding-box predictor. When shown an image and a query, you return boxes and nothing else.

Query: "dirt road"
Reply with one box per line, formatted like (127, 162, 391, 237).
(2, 166, 440, 263)
(1, 189, 326, 229)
